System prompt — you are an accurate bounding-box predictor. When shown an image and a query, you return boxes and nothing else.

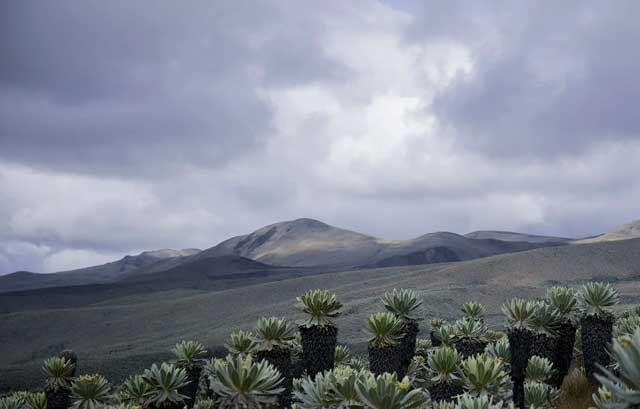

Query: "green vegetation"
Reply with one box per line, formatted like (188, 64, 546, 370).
(5, 282, 640, 409)
(296, 289, 343, 328)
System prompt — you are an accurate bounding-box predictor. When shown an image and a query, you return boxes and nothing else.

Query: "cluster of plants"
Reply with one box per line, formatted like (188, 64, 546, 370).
(5, 282, 640, 409)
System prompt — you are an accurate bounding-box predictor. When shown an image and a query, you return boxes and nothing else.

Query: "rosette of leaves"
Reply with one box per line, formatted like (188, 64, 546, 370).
(545, 286, 578, 388)
(528, 303, 561, 362)
(454, 318, 488, 359)
(173, 340, 207, 407)
(42, 356, 75, 409)
(614, 315, 640, 339)
(355, 372, 430, 409)
(431, 319, 447, 347)
(460, 354, 509, 399)
(0, 395, 25, 409)
(335, 345, 352, 366)
(383, 289, 424, 374)
(485, 338, 511, 373)
(296, 289, 342, 377)
(119, 375, 151, 407)
(433, 324, 457, 348)
(454, 393, 506, 409)
(253, 316, 296, 405)
(427, 346, 463, 402)
(525, 356, 554, 384)
(209, 354, 284, 409)
(70, 374, 113, 409)
(595, 328, 640, 409)
(366, 312, 404, 376)
(225, 330, 258, 356)
(461, 302, 486, 322)
(292, 366, 362, 409)
(24, 392, 48, 409)
(415, 338, 433, 359)
(524, 381, 559, 409)
(578, 282, 619, 383)
(142, 363, 190, 409)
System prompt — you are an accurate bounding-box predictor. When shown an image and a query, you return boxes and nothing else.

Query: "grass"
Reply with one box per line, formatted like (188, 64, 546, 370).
(555, 368, 596, 409)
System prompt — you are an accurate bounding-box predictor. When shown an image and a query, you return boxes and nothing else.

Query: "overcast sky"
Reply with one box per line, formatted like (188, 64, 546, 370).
(1, 1, 639, 274)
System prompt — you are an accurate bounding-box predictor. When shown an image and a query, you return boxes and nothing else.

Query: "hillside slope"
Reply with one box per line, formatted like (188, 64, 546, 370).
(0, 249, 200, 293)
(577, 219, 640, 244)
(2, 238, 639, 391)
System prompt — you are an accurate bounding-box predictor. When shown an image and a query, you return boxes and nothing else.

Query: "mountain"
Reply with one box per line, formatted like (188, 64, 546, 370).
(2, 237, 640, 391)
(577, 219, 640, 244)
(0, 248, 201, 293)
(0, 218, 572, 293)
(200, 218, 567, 268)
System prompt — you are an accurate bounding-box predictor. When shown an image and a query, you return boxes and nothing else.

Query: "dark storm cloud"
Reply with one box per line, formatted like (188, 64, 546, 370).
(1, 0, 639, 273)
(0, 0, 349, 176)
(408, 1, 640, 157)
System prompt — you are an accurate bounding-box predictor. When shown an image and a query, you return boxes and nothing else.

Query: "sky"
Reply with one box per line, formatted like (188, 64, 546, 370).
(1, 1, 639, 274)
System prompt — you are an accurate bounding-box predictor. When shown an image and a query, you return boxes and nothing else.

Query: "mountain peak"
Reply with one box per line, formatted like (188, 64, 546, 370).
(578, 219, 640, 243)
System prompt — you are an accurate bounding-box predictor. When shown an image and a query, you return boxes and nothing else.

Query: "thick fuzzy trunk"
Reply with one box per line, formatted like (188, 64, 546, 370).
(45, 388, 70, 409)
(581, 314, 614, 384)
(257, 347, 292, 408)
(507, 328, 535, 380)
(530, 333, 557, 362)
(179, 364, 203, 408)
(508, 327, 535, 409)
(368, 344, 403, 377)
(299, 325, 338, 377)
(454, 339, 488, 359)
(428, 382, 464, 402)
(399, 320, 420, 373)
(430, 330, 442, 347)
(512, 377, 525, 409)
(550, 321, 577, 388)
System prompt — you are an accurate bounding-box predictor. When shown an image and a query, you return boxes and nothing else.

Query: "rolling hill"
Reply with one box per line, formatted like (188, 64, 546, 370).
(0, 218, 568, 293)
(577, 219, 640, 244)
(2, 237, 640, 391)
(0, 248, 201, 293)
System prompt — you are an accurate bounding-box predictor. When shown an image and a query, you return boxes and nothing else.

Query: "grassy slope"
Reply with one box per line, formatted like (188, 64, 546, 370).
(2, 238, 640, 391)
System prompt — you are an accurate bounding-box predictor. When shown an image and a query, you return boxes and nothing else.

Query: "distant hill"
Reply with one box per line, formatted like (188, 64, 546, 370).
(577, 220, 640, 244)
(0, 248, 201, 293)
(199, 218, 567, 268)
(0, 218, 573, 293)
(464, 231, 571, 244)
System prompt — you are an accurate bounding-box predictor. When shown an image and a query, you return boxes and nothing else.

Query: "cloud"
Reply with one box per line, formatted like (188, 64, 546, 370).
(1, 1, 639, 273)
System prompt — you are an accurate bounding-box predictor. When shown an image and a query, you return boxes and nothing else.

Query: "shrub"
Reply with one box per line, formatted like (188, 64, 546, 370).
(525, 356, 554, 383)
